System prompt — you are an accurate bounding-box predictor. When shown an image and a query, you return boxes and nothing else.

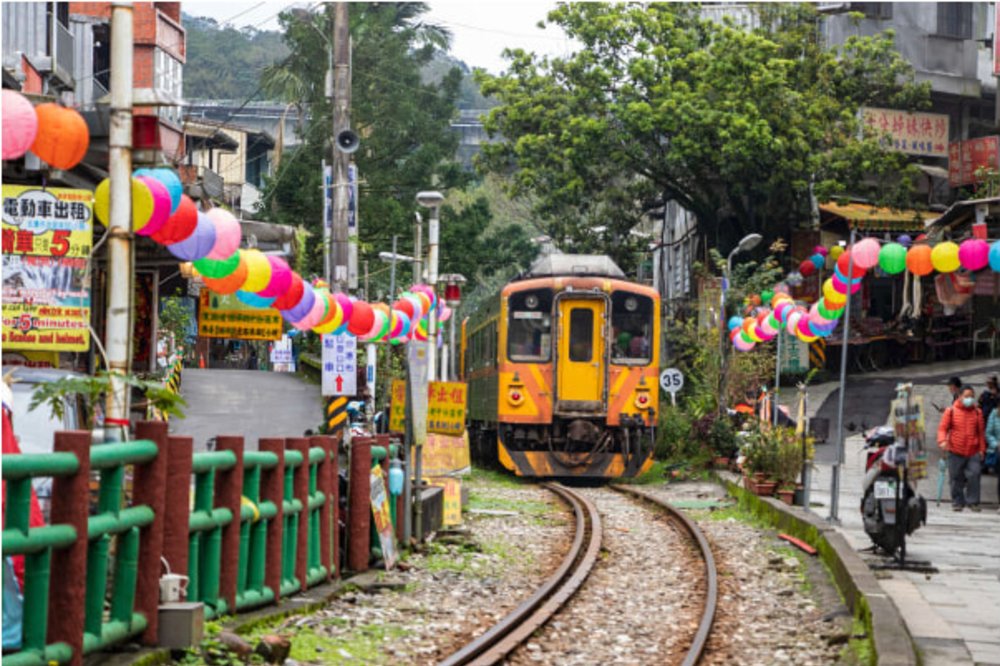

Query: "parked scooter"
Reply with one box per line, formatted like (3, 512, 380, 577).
(860, 425, 927, 555)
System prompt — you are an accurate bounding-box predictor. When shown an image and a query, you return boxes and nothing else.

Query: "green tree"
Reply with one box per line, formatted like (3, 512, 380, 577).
(477, 3, 930, 262)
(182, 15, 289, 100)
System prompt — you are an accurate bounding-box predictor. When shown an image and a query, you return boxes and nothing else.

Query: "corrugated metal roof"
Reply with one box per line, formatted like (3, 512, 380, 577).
(819, 202, 929, 231)
(523, 254, 625, 278)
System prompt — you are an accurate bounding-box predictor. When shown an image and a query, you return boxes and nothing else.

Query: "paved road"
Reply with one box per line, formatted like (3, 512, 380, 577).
(171, 369, 324, 450)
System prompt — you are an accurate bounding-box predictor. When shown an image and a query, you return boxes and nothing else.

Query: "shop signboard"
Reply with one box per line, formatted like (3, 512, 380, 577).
(861, 107, 948, 157)
(948, 136, 1000, 187)
(389, 378, 467, 436)
(428, 477, 463, 526)
(198, 290, 283, 340)
(2, 185, 93, 352)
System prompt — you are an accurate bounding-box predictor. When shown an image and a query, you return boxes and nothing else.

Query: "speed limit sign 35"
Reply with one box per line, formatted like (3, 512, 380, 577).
(659, 368, 684, 405)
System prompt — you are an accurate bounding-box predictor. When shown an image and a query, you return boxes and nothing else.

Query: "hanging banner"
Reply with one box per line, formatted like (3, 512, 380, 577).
(370, 465, 397, 570)
(198, 290, 282, 340)
(389, 379, 467, 436)
(2, 185, 93, 351)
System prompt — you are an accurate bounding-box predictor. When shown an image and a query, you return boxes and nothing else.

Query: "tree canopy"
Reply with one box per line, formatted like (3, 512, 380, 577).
(182, 14, 288, 100)
(476, 3, 931, 262)
(256, 3, 537, 296)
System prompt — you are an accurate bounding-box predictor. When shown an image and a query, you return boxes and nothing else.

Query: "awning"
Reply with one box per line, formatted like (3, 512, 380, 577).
(819, 202, 929, 232)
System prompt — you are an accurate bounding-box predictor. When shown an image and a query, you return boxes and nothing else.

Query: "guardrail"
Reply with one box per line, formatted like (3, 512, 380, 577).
(2, 424, 357, 666)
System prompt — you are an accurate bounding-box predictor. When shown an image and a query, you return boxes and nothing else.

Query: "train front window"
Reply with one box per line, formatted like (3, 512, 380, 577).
(611, 292, 653, 363)
(508, 289, 552, 362)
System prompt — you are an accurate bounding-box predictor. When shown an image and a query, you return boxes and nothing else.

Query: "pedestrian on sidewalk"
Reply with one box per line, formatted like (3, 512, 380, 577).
(937, 386, 987, 512)
(979, 375, 998, 423)
(986, 406, 999, 508)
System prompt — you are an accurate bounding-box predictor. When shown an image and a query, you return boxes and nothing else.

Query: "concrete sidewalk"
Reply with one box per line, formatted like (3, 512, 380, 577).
(791, 361, 1000, 665)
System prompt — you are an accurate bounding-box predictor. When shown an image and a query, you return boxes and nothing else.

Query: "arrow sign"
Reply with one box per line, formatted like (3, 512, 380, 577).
(335, 375, 344, 392)
(322, 333, 357, 396)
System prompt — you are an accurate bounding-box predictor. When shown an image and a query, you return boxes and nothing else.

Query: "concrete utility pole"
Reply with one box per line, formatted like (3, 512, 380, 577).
(330, 2, 351, 291)
(104, 2, 134, 437)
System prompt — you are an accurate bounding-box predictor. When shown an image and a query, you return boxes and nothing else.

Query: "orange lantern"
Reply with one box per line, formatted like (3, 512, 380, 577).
(31, 103, 89, 170)
(202, 252, 249, 295)
(905, 245, 933, 277)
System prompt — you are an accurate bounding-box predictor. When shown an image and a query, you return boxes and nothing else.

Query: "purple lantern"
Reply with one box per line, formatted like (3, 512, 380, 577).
(167, 211, 217, 261)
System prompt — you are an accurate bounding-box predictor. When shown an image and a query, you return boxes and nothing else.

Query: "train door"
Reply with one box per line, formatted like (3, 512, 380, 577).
(556, 299, 605, 413)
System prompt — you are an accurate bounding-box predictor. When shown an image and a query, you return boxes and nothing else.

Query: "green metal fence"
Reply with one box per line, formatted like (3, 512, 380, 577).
(235, 451, 278, 610)
(305, 446, 328, 586)
(279, 448, 304, 596)
(187, 450, 236, 619)
(2, 453, 80, 666)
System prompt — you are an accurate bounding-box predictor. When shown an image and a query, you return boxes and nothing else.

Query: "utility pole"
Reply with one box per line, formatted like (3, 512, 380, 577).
(330, 2, 351, 292)
(105, 2, 134, 438)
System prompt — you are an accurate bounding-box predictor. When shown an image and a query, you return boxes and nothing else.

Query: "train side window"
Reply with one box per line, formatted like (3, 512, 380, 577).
(507, 289, 553, 362)
(611, 292, 653, 364)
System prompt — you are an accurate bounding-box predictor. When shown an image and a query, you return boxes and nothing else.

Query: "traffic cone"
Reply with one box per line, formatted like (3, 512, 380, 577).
(199, 353, 206, 369)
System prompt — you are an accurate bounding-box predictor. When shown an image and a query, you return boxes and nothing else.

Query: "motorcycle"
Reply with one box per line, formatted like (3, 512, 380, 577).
(860, 425, 927, 555)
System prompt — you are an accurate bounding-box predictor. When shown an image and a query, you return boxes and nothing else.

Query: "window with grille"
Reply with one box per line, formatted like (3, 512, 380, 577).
(937, 3, 973, 39)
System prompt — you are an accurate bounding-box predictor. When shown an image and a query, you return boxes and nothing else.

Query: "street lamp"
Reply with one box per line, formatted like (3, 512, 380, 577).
(441, 273, 467, 380)
(718, 233, 764, 414)
(416, 191, 444, 381)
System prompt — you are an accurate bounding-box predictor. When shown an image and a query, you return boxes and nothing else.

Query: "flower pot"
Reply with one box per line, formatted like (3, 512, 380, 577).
(753, 472, 766, 483)
(777, 489, 794, 505)
(743, 475, 756, 492)
(755, 481, 776, 496)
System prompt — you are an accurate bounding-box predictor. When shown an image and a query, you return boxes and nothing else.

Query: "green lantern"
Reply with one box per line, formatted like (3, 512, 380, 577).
(194, 251, 240, 279)
(878, 242, 907, 275)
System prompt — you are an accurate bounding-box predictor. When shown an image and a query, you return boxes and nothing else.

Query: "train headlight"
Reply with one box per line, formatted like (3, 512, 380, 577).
(634, 391, 651, 410)
(507, 386, 525, 406)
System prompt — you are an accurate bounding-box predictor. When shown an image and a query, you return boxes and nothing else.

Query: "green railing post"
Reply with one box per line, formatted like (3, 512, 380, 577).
(235, 450, 278, 611)
(188, 449, 236, 619)
(133, 420, 169, 645)
(279, 448, 304, 596)
(287, 438, 311, 591)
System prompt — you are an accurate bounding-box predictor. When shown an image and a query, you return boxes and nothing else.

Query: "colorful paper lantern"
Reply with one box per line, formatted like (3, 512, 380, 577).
(836, 250, 868, 279)
(761, 290, 774, 305)
(205, 207, 242, 260)
(799, 260, 816, 277)
(810, 253, 825, 270)
(282, 285, 316, 323)
(829, 245, 844, 261)
(272, 273, 305, 311)
(194, 251, 241, 279)
(167, 211, 216, 261)
(897, 234, 912, 248)
(348, 300, 375, 336)
(2, 90, 38, 160)
(990, 240, 1000, 272)
(258, 256, 292, 298)
(134, 167, 183, 214)
(814, 245, 828, 257)
(830, 273, 861, 296)
(727, 316, 743, 331)
(393, 297, 416, 321)
(905, 245, 933, 276)
(313, 293, 346, 334)
(240, 249, 272, 293)
(930, 241, 960, 274)
(878, 242, 906, 275)
(93, 177, 156, 231)
(957, 239, 989, 272)
(851, 238, 881, 270)
(236, 290, 275, 308)
(31, 103, 89, 170)
(202, 252, 248, 295)
(334, 293, 353, 328)
(133, 175, 171, 236)
(294, 290, 328, 330)
(151, 194, 198, 245)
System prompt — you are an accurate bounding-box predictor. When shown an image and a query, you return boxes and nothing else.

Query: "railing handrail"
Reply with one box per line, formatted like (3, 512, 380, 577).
(90, 440, 157, 470)
(2, 452, 80, 479)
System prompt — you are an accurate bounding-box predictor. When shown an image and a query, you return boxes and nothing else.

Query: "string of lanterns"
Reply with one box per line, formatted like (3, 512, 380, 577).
(2, 91, 90, 169)
(731, 236, 1000, 352)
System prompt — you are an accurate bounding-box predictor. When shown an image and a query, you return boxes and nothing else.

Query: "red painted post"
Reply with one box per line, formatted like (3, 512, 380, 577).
(133, 421, 169, 645)
(214, 435, 244, 613)
(286, 437, 310, 590)
(259, 438, 285, 598)
(162, 436, 193, 582)
(331, 432, 342, 578)
(347, 437, 372, 572)
(310, 435, 334, 581)
(46, 431, 90, 666)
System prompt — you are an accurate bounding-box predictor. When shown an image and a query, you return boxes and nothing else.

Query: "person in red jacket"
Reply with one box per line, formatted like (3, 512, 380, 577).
(937, 385, 987, 512)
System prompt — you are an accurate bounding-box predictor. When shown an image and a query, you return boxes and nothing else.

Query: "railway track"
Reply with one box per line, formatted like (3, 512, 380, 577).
(440, 482, 718, 666)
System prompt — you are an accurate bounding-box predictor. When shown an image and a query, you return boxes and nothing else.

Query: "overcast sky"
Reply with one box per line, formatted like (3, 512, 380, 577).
(185, 1, 577, 73)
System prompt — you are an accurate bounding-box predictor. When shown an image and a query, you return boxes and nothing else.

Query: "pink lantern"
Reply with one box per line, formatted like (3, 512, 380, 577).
(831, 273, 861, 296)
(294, 292, 328, 331)
(258, 256, 292, 298)
(851, 238, 881, 270)
(206, 207, 242, 260)
(334, 293, 354, 328)
(813, 245, 828, 257)
(2, 90, 38, 160)
(958, 239, 990, 272)
(135, 175, 171, 237)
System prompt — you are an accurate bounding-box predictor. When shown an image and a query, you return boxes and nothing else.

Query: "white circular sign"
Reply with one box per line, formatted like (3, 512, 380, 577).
(659, 368, 684, 394)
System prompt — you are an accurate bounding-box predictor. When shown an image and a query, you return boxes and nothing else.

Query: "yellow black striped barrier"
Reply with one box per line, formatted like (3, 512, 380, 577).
(809, 339, 826, 370)
(326, 396, 348, 435)
(150, 358, 183, 422)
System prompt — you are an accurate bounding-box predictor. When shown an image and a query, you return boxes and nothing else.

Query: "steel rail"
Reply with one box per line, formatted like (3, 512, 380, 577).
(610, 484, 718, 666)
(439, 483, 602, 666)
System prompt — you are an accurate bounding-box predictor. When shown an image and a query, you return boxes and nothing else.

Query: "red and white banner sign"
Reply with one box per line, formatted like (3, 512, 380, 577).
(948, 136, 1000, 187)
(861, 107, 949, 158)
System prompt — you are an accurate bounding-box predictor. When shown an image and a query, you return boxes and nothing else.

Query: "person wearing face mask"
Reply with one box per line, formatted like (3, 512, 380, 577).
(937, 386, 987, 512)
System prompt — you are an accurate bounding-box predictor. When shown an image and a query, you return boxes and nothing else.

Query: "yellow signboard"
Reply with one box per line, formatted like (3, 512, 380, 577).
(428, 476, 462, 526)
(198, 290, 282, 340)
(389, 379, 467, 436)
(370, 465, 397, 569)
(411, 432, 471, 477)
(2, 185, 93, 351)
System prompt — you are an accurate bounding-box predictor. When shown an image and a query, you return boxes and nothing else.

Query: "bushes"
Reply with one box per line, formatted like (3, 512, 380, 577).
(655, 404, 694, 460)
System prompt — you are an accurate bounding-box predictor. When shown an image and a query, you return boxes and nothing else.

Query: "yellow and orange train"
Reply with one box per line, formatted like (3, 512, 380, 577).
(460, 255, 660, 478)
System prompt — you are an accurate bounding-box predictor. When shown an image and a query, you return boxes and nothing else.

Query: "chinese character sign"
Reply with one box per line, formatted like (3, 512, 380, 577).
(198, 290, 283, 341)
(322, 333, 357, 396)
(948, 136, 1000, 187)
(861, 107, 949, 158)
(389, 380, 467, 436)
(2, 185, 93, 351)
(389, 379, 407, 433)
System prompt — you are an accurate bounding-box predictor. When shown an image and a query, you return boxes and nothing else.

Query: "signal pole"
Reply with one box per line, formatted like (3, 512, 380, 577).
(330, 2, 351, 292)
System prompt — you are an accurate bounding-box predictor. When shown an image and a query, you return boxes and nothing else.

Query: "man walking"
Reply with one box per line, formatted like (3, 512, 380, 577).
(937, 385, 987, 512)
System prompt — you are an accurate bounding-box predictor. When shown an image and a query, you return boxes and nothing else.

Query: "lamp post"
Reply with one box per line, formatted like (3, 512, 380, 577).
(718, 233, 764, 413)
(416, 191, 444, 380)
